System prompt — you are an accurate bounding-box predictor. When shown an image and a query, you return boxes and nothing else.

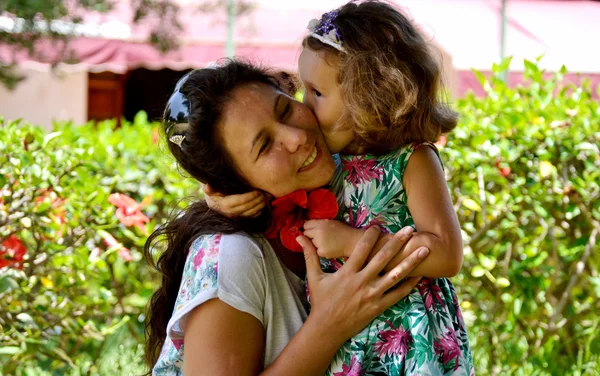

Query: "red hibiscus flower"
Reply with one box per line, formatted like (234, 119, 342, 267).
(0, 235, 27, 269)
(342, 156, 384, 188)
(108, 193, 151, 234)
(434, 329, 462, 371)
(265, 189, 338, 252)
(374, 321, 413, 359)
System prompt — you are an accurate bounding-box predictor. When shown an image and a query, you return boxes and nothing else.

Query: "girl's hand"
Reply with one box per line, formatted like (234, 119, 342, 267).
(297, 227, 429, 341)
(303, 219, 363, 259)
(203, 184, 265, 218)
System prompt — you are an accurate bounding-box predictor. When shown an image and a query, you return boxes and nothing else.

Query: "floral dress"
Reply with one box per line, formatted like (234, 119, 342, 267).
(324, 143, 474, 376)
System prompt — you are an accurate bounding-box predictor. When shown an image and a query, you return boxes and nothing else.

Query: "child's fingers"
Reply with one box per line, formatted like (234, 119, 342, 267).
(303, 219, 327, 230)
(229, 193, 264, 212)
(222, 191, 262, 210)
(240, 201, 266, 217)
(303, 228, 315, 239)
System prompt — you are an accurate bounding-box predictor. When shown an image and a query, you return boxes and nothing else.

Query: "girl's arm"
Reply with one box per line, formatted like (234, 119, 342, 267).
(305, 146, 462, 278)
(357, 146, 463, 277)
(182, 228, 430, 376)
(392, 145, 463, 277)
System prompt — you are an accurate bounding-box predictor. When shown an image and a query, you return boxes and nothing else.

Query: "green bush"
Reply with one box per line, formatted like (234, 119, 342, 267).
(1, 59, 598, 375)
(444, 58, 600, 375)
(0, 113, 198, 375)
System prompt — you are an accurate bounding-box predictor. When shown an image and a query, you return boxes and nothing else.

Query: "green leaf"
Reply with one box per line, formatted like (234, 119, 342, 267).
(463, 198, 482, 211)
(43, 132, 62, 147)
(497, 56, 513, 74)
(16, 313, 36, 326)
(0, 346, 22, 355)
(472, 69, 487, 87)
(514, 298, 522, 316)
(471, 266, 485, 277)
(0, 276, 19, 294)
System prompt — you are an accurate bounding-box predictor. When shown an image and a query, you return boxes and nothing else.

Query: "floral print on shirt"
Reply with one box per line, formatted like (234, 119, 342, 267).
(153, 234, 222, 375)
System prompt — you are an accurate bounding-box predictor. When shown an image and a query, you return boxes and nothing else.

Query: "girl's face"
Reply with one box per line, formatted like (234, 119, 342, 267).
(220, 83, 336, 198)
(298, 47, 355, 154)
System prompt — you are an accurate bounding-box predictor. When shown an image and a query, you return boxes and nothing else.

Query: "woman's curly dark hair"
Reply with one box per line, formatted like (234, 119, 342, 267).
(143, 60, 280, 370)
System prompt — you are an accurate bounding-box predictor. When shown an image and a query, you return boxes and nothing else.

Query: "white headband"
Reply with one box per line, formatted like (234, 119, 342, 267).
(307, 18, 346, 53)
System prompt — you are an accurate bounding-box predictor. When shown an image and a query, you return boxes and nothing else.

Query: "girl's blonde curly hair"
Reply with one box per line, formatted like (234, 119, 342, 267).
(303, 0, 457, 153)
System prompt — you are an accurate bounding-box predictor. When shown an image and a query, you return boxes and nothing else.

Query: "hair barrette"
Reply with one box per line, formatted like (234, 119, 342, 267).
(307, 9, 346, 53)
(164, 71, 193, 149)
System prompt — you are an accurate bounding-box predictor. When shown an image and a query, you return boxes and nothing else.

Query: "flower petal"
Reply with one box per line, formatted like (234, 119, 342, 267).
(306, 188, 338, 220)
(280, 219, 305, 253)
(108, 193, 140, 212)
(271, 190, 307, 211)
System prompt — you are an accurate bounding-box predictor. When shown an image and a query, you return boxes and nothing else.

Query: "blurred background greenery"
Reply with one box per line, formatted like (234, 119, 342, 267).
(1, 60, 599, 375)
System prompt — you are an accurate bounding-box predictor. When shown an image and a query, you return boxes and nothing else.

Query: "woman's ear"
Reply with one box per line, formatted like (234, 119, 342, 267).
(202, 183, 216, 195)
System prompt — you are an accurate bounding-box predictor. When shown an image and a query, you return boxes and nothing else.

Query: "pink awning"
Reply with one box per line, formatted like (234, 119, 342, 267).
(2, 0, 599, 95)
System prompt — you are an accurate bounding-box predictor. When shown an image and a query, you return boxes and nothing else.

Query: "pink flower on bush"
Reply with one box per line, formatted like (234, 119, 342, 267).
(342, 156, 383, 188)
(374, 321, 412, 359)
(108, 193, 151, 234)
(417, 278, 444, 312)
(434, 329, 462, 371)
(100, 231, 133, 262)
(0, 235, 27, 269)
(333, 354, 362, 376)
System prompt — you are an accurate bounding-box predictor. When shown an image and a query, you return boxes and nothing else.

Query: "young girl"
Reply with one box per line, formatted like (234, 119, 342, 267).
(206, 1, 474, 374)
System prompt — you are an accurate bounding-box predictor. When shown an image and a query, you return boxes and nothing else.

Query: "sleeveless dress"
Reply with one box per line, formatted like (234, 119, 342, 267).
(324, 143, 475, 376)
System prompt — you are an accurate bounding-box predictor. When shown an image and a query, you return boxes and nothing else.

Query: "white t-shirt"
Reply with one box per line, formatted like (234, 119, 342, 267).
(153, 232, 308, 375)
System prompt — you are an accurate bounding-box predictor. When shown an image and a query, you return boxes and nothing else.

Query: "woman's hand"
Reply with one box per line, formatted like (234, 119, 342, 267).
(297, 227, 429, 341)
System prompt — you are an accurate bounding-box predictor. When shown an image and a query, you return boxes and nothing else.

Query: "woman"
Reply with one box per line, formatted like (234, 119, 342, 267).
(145, 60, 430, 375)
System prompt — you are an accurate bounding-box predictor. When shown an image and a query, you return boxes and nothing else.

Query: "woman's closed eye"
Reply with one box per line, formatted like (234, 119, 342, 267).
(280, 102, 291, 120)
(258, 137, 271, 156)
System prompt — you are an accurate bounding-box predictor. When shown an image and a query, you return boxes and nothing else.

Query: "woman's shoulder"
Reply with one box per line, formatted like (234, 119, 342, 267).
(188, 232, 266, 267)
(169, 232, 272, 334)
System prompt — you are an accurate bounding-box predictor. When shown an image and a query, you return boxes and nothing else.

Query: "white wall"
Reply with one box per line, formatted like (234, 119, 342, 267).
(0, 66, 87, 131)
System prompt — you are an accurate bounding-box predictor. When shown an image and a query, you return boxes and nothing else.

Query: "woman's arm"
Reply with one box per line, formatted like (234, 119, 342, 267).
(182, 228, 430, 376)
(390, 146, 463, 277)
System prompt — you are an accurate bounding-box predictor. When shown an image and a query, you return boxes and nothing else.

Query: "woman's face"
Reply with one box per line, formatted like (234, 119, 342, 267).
(220, 82, 336, 198)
